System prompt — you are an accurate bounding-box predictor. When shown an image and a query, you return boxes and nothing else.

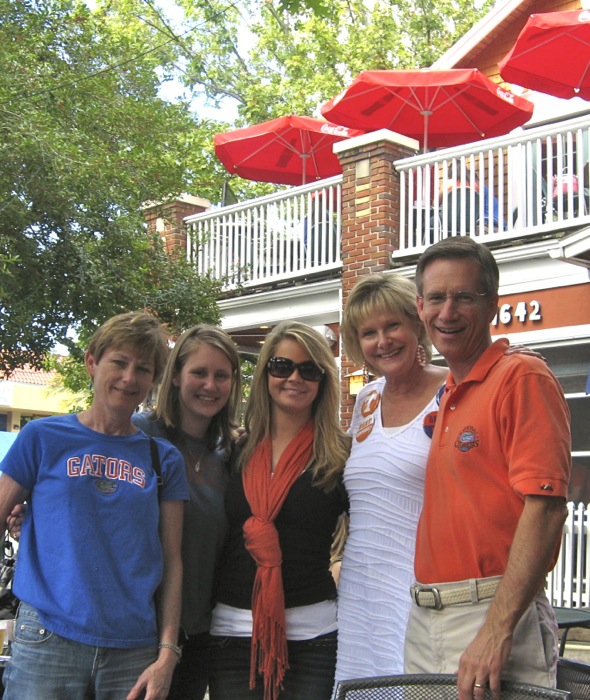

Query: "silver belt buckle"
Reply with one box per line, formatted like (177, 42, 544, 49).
(414, 586, 443, 610)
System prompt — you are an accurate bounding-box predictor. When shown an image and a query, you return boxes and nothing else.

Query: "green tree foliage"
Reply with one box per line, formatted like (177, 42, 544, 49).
(0, 0, 223, 374)
(0, 0, 493, 379)
(88, 0, 491, 196)
(121, 0, 493, 126)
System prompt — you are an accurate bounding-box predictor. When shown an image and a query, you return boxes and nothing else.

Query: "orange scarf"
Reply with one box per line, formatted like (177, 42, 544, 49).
(242, 421, 315, 700)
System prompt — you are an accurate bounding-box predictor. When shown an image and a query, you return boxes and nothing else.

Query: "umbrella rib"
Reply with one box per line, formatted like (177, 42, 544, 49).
(408, 85, 443, 113)
(231, 129, 314, 171)
(572, 33, 590, 49)
(275, 130, 332, 158)
(439, 85, 489, 137)
(383, 94, 414, 128)
(578, 62, 590, 91)
(230, 133, 287, 169)
(511, 28, 580, 60)
(413, 85, 483, 145)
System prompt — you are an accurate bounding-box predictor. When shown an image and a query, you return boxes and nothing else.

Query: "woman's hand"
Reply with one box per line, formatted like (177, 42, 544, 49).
(6, 503, 26, 541)
(126, 653, 177, 700)
(505, 345, 546, 363)
(234, 426, 248, 448)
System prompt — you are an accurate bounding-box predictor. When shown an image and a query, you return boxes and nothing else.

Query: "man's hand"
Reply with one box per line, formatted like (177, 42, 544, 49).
(457, 618, 513, 700)
(456, 496, 566, 700)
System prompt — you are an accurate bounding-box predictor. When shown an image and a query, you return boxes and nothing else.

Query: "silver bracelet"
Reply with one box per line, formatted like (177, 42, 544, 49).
(158, 642, 182, 660)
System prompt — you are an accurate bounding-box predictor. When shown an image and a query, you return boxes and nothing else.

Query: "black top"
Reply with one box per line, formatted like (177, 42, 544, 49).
(215, 465, 347, 610)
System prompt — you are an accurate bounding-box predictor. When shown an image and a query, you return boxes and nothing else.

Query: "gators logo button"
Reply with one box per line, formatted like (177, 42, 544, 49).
(422, 411, 438, 439)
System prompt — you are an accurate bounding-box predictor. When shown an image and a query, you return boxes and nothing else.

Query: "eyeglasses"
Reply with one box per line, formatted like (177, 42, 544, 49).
(267, 357, 325, 382)
(419, 291, 488, 309)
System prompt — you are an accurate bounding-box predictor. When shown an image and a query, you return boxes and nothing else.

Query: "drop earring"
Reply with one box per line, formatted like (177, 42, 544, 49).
(416, 344, 427, 368)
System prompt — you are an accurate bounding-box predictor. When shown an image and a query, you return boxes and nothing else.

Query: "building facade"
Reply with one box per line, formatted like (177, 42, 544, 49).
(145, 0, 590, 501)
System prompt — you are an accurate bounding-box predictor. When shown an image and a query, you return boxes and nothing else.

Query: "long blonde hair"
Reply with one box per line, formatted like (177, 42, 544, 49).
(154, 325, 241, 453)
(239, 321, 350, 492)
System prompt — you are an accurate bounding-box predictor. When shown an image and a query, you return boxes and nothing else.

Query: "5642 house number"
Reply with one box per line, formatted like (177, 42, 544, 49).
(492, 300, 542, 327)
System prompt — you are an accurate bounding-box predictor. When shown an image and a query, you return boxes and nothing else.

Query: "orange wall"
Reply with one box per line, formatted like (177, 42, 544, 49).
(492, 282, 590, 335)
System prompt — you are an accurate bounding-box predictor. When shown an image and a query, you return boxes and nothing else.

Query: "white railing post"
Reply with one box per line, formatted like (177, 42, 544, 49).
(546, 502, 590, 610)
(185, 177, 343, 290)
(394, 113, 590, 259)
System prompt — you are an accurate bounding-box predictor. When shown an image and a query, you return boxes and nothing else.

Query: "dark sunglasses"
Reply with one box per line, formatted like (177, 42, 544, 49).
(267, 357, 325, 382)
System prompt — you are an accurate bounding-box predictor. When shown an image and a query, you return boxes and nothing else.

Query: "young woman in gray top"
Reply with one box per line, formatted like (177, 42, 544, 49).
(134, 324, 242, 700)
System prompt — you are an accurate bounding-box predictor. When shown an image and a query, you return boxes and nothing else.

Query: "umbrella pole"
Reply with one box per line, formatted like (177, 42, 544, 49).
(301, 153, 309, 186)
(422, 109, 431, 153)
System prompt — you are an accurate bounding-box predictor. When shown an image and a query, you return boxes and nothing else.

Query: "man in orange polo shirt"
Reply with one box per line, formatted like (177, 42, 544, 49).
(404, 237, 570, 700)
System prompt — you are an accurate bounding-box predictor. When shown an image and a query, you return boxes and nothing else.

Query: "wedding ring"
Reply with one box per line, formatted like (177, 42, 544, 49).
(474, 683, 485, 689)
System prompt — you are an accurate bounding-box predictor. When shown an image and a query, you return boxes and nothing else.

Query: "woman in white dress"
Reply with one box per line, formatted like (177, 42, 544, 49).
(335, 274, 447, 681)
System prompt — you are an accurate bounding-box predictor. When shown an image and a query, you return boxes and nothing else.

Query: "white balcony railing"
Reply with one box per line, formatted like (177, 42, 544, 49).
(547, 501, 590, 609)
(187, 177, 342, 290)
(396, 112, 590, 258)
(186, 114, 590, 290)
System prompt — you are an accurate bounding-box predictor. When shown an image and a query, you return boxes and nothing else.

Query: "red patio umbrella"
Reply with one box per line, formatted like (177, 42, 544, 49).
(320, 68, 533, 151)
(499, 9, 590, 100)
(213, 115, 364, 186)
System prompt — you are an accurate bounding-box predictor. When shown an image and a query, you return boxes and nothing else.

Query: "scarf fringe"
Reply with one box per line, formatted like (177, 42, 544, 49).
(250, 613, 289, 700)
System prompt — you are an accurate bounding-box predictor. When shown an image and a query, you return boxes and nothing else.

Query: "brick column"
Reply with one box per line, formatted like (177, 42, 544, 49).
(143, 195, 210, 258)
(333, 129, 419, 427)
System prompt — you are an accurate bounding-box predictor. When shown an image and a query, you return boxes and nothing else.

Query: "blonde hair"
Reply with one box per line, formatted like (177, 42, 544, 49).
(154, 325, 241, 453)
(87, 311, 169, 383)
(341, 274, 432, 375)
(239, 321, 350, 492)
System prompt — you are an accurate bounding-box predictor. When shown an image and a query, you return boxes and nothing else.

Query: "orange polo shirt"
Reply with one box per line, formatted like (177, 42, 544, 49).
(414, 338, 571, 584)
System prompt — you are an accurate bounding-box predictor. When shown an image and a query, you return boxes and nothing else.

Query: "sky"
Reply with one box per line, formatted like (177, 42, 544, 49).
(150, 0, 242, 121)
(83, 0, 240, 120)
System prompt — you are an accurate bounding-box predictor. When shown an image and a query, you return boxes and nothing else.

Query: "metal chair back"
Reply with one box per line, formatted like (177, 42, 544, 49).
(332, 674, 571, 700)
(557, 658, 590, 699)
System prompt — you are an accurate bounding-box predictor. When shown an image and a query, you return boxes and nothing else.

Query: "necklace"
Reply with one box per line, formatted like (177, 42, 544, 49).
(185, 446, 202, 473)
(181, 432, 206, 474)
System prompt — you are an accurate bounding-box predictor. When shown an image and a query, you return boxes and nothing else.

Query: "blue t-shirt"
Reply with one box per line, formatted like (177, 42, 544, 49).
(0, 413, 188, 648)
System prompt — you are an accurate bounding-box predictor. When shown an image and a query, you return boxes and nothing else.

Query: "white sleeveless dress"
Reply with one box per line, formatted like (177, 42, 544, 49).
(335, 376, 439, 681)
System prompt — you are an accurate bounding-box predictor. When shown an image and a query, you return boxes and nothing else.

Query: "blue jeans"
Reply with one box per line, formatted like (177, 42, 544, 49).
(208, 631, 337, 700)
(3, 602, 157, 700)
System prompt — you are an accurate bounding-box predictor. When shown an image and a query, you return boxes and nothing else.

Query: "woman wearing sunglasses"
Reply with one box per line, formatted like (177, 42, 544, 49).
(209, 320, 350, 700)
(335, 274, 447, 683)
(132, 325, 242, 700)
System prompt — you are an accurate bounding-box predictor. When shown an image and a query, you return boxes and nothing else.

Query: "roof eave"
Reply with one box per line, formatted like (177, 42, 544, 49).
(431, 0, 528, 69)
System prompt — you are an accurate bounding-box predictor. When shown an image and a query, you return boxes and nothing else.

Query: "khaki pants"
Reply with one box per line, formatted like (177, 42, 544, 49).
(404, 583, 558, 688)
